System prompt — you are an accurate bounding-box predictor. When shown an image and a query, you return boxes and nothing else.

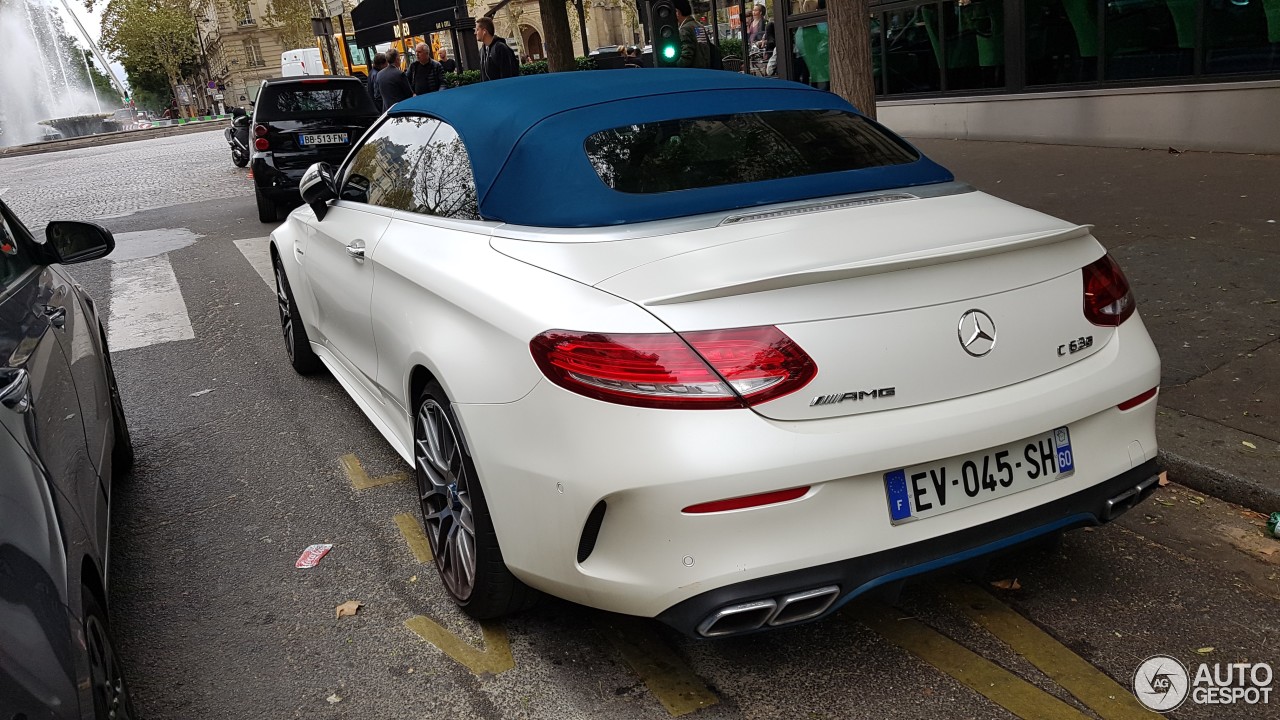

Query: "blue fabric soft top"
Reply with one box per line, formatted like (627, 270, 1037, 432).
(388, 70, 952, 228)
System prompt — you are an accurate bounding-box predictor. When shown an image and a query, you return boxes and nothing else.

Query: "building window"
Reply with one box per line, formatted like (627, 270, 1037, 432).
(1203, 0, 1280, 75)
(883, 5, 942, 94)
(244, 39, 265, 68)
(235, 0, 255, 26)
(942, 0, 1006, 89)
(1025, 0, 1100, 85)
(1104, 0, 1195, 80)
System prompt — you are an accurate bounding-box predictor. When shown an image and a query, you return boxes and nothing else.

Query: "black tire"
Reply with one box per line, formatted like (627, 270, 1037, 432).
(232, 148, 249, 167)
(255, 188, 277, 223)
(414, 380, 537, 619)
(102, 338, 134, 475)
(82, 590, 137, 720)
(273, 255, 321, 375)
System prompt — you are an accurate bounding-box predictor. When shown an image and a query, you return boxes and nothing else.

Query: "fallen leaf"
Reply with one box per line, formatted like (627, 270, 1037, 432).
(327, 693, 342, 704)
(1158, 472, 1169, 487)
(409, 575, 418, 583)
(1243, 441, 1257, 450)
(1196, 646, 1215, 654)
(990, 578, 1021, 590)
(335, 600, 362, 619)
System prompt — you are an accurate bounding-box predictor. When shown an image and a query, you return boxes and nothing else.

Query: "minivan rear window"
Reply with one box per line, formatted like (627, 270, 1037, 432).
(255, 82, 376, 121)
(584, 109, 918, 194)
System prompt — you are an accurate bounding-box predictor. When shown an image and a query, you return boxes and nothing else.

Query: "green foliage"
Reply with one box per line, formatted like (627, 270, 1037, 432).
(718, 38, 743, 60)
(519, 60, 549, 76)
(100, 0, 198, 97)
(443, 70, 482, 88)
(264, 0, 317, 51)
(83, 52, 122, 108)
(575, 56, 596, 71)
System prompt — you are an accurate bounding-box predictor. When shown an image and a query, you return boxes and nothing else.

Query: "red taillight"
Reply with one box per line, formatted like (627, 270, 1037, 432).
(1082, 254, 1135, 326)
(253, 124, 268, 137)
(1118, 387, 1158, 411)
(683, 486, 810, 514)
(253, 137, 270, 151)
(529, 326, 816, 410)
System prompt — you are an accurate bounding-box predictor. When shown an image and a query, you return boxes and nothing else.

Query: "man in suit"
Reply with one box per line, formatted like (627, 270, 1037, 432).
(376, 48, 413, 111)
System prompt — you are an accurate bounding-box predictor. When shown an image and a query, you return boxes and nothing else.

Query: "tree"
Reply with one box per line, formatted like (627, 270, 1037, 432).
(100, 0, 199, 115)
(83, 51, 122, 109)
(538, 0, 576, 72)
(264, 0, 319, 51)
(826, 0, 877, 119)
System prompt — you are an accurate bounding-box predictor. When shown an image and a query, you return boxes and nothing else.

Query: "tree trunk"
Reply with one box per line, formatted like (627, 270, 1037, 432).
(538, 0, 577, 72)
(574, 0, 590, 56)
(826, 0, 877, 119)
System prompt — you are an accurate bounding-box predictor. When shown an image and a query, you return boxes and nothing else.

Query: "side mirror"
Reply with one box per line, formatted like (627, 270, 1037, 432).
(300, 162, 338, 220)
(44, 221, 114, 264)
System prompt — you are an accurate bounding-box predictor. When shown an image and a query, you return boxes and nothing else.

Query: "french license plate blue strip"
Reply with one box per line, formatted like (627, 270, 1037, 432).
(1054, 427, 1074, 475)
(885, 469, 912, 522)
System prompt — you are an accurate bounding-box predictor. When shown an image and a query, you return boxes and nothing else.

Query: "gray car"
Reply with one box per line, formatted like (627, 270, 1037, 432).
(0, 198, 135, 719)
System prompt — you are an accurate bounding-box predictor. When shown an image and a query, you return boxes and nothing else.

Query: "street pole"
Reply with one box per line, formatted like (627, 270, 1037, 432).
(575, 0, 589, 56)
(393, 0, 405, 57)
(336, 14, 355, 74)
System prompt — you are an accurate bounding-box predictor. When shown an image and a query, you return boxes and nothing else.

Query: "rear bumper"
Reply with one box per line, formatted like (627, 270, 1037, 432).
(657, 458, 1162, 637)
(251, 155, 304, 196)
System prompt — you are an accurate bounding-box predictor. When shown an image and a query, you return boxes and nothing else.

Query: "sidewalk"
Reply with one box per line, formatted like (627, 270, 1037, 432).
(913, 138, 1280, 511)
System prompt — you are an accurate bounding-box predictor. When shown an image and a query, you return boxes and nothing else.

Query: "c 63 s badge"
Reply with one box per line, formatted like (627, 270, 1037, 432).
(1058, 335, 1093, 357)
(811, 388, 896, 406)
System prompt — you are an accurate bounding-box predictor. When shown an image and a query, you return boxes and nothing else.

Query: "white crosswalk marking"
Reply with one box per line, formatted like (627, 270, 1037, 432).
(233, 236, 274, 291)
(107, 255, 195, 352)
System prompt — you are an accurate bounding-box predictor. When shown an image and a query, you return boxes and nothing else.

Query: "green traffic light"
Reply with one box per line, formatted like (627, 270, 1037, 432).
(662, 45, 677, 60)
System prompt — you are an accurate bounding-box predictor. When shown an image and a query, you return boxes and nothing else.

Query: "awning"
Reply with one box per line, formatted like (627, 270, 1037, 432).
(350, 0, 460, 47)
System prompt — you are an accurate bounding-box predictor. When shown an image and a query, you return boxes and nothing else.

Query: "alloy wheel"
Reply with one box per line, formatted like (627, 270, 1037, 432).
(274, 264, 294, 360)
(85, 612, 133, 720)
(415, 398, 477, 601)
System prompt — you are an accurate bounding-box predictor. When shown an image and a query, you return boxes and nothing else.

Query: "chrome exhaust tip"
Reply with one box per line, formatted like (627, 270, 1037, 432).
(697, 599, 777, 638)
(768, 585, 840, 626)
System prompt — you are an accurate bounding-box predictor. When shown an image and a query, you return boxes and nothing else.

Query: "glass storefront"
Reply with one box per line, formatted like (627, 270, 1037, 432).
(763, 0, 1279, 98)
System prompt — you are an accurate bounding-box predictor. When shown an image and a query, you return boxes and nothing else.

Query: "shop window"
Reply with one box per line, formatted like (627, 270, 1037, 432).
(789, 22, 831, 89)
(1104, 0, 1195, 80)
(884, 5, 942, 94)
(871, 12, 886, 94)
(1025, 0, 1100, 84)
(1204, 0, 1280, 74)
(943, 0, 1006, 90)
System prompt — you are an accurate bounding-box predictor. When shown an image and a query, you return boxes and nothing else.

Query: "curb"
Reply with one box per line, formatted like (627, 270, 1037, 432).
(1158, 448, 1280, 513)
(0, 121, 225, 159)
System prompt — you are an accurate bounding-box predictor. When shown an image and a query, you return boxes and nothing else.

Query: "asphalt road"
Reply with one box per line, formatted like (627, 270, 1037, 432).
(3, 130, 1277, 720)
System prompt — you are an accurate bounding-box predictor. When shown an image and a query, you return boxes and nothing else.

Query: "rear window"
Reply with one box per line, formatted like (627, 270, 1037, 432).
(584, 109, 919, 194)
(255, 82, 376, 121)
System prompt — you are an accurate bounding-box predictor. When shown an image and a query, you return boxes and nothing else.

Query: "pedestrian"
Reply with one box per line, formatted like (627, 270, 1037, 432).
(368, 52, 387, 109)
(437, 47, 457, 74)
(673, 0, 712, 69)
(476, 17, 519, 81)
(407, 42, 445, 95)
(376, 48, 413, 111)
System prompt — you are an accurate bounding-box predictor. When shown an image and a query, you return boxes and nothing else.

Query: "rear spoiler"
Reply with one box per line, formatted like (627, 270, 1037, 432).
(645, 225, 1094, 306)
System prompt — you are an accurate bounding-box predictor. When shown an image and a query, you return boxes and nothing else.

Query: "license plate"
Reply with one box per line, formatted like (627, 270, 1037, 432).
(299, 132, 348, 145)
(884, 426, 1075, 524)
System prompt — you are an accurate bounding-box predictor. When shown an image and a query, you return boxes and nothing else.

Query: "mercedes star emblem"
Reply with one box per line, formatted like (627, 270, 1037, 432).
(958, 309, 997, 357)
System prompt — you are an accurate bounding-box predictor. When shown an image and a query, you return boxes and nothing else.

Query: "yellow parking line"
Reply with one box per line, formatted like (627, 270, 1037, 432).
(940, 583, 1158, 719)
(393, 513, 433, 563)
(594, 614, 719, 717)
(854, 603, 1091, 720)
(340, 453, 409, 490)
(404, 616, 514, 676)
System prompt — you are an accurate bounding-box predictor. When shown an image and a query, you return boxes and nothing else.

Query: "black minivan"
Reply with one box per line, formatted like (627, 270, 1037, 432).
(250, 76, 380, 222)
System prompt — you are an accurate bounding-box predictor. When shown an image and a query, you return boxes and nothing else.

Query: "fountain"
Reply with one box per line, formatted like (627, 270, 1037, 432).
(0, 0, 109, 146)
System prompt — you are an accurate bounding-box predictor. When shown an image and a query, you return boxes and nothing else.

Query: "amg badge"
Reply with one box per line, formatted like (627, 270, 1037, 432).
(811, 388, 896, 406)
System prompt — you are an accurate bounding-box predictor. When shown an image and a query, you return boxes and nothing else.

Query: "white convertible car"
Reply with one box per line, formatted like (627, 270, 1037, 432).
(270, 71, 1161, 637)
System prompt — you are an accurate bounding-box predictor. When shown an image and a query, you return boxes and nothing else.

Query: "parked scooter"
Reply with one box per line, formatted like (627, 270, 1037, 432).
(225, 106, 251, 167)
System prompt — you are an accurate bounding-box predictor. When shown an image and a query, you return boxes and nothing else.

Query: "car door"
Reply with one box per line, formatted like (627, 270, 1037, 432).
(301, 116, 441, 389)
(0, 202, 106, 565)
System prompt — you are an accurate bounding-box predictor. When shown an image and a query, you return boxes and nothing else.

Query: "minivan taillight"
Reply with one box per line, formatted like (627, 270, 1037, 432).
(529, 327, 816, 410)
(1082, 254, 1135, 327)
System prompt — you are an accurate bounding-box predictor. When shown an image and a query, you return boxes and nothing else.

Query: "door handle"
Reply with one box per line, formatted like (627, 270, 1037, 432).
(345, 239, 366, 260)
(43, 305, 66, 328)
(0, 369, 32, 413)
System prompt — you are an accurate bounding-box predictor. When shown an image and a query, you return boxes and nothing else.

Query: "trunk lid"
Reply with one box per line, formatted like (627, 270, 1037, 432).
(493, 191, 1115, 420)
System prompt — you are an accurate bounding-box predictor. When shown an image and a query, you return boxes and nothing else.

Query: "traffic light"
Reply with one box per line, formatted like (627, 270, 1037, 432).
(650, 0, 679, 67)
